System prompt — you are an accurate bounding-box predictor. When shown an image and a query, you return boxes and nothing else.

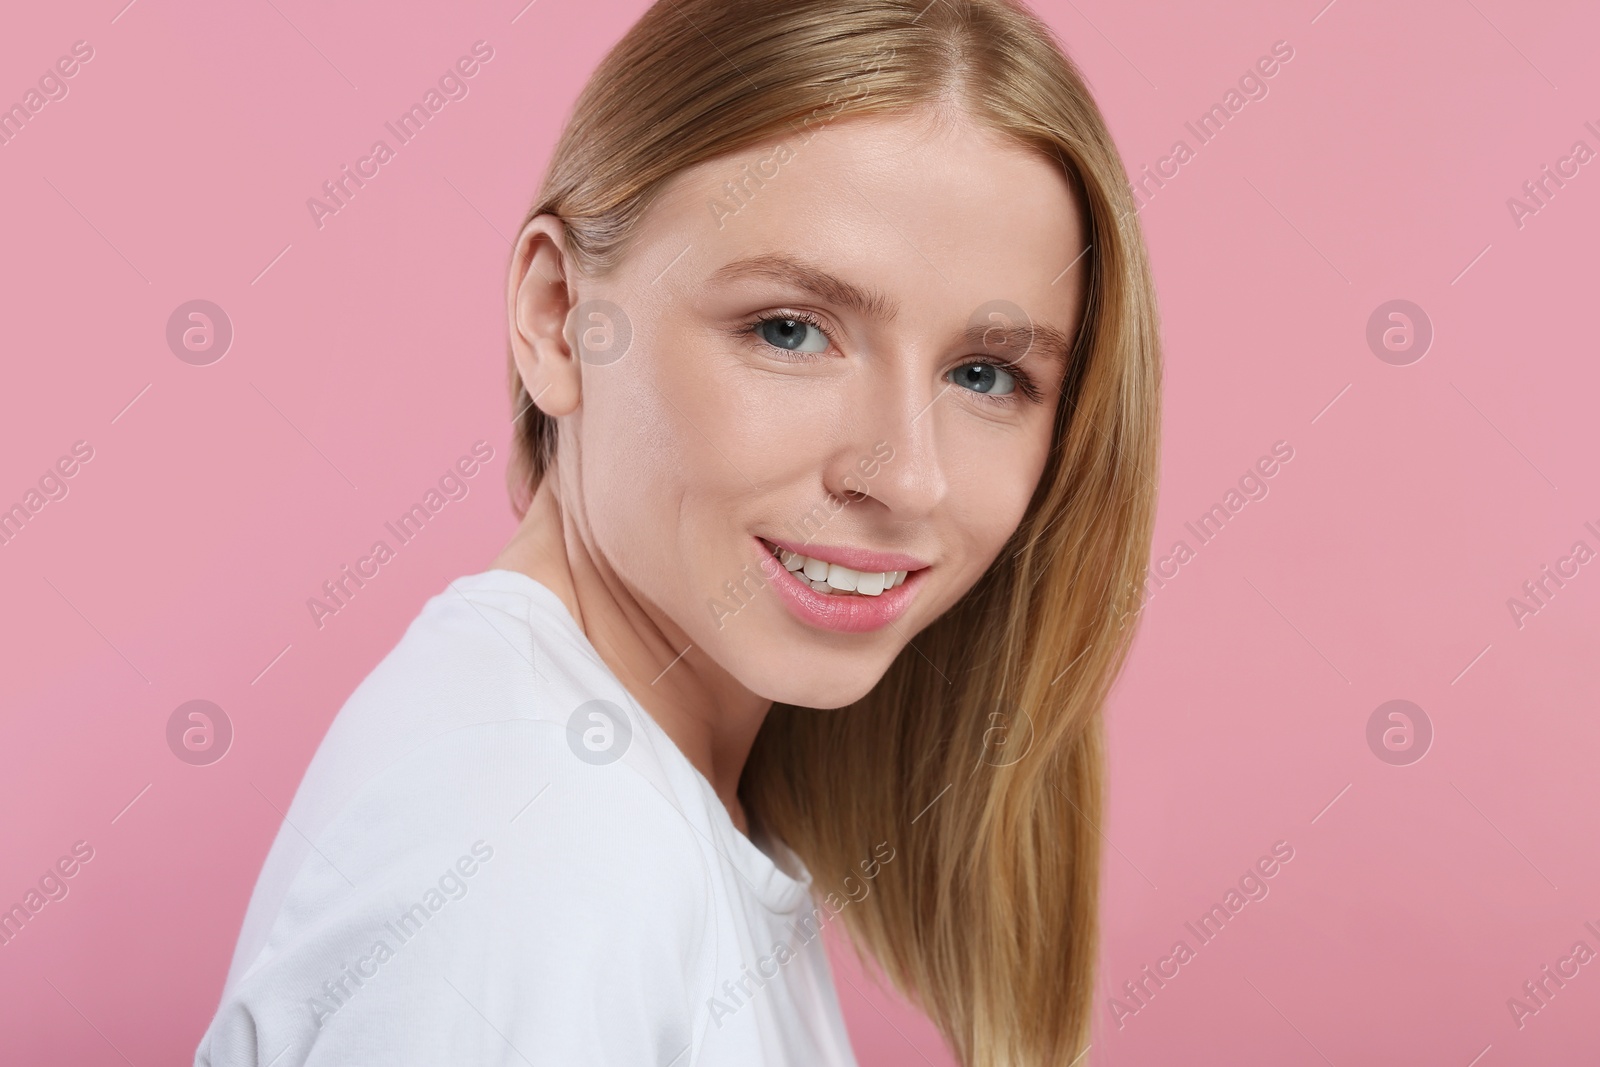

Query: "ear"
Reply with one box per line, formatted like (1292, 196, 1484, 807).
(507, 214, 581, 419)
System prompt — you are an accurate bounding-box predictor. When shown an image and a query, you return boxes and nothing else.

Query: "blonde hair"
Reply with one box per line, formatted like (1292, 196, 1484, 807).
(506, 1, 1161, 1063)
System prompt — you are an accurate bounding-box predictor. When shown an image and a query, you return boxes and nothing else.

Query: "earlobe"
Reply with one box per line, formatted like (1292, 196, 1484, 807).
(507, 214, 582, 418)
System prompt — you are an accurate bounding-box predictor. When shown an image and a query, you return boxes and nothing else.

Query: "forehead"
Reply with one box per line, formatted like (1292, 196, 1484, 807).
(629, 110, 1086, 329)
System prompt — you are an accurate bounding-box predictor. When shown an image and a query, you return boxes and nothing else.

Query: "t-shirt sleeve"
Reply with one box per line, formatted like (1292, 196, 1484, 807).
(195, 718, 718, 1066)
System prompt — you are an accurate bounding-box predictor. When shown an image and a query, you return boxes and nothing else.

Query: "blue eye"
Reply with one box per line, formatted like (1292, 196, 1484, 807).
(756, 317, 829, 353)
(949, 362, 1016, 396)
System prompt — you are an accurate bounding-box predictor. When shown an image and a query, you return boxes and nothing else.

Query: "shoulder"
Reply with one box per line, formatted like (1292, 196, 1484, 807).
(197, 575, 722, 1065)
(201, 724, 720, 1067)
(278, 570, 616, 838)
(326, 569, 598, 745)
(303, 570, 712, 905)
(272, 567, 721, 936)
(324, 714, 720, 924)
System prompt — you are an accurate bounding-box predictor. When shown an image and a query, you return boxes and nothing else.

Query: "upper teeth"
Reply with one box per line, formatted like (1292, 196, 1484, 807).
(762, 539, 907, 597)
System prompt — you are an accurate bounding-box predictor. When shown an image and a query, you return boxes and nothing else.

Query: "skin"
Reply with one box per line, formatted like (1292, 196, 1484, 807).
(493, 106, 1086, 837)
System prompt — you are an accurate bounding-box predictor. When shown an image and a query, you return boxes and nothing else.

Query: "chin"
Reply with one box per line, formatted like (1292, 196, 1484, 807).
(736, 654, 885, 710)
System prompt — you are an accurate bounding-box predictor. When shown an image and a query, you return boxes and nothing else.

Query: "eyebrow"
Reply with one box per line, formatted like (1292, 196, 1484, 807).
(963, 320, 1076, 368)
(709, 252, 898, 321)
(709, 251, 1076, 366)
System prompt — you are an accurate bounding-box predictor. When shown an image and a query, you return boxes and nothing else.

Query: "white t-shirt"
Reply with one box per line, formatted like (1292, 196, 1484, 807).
(195, 569, 861, 1067)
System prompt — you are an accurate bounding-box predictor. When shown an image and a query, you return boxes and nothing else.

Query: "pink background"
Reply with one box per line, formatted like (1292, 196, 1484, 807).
(2, 0, 1597, 1063)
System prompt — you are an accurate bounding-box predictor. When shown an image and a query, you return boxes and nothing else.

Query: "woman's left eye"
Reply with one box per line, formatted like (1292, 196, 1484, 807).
(948, 362, 1016, 396)
(754, 316, 830, 354)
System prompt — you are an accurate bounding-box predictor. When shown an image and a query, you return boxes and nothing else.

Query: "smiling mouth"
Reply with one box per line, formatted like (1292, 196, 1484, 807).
(758, 537, 914, 598)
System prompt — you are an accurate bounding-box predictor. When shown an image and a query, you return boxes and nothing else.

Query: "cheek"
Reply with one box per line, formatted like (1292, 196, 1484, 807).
(939, 417, 1053, 568)
(574, 332, 772, 590)
(573, 361, 682, 586)
(947, 475, 1026, 558)
(605, 321, 831, 494)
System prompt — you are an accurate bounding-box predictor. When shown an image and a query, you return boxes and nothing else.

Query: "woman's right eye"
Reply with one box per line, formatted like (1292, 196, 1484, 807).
(754, 316, 830, 354)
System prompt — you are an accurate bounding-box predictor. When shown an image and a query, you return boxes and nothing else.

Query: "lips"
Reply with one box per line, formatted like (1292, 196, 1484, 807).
(759, 538, 907, 597)
(754, 536, 927, 634)
(761, 534, 930, 575)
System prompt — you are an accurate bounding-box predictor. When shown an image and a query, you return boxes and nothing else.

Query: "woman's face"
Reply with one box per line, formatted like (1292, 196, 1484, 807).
(553, 108, 1086, 709)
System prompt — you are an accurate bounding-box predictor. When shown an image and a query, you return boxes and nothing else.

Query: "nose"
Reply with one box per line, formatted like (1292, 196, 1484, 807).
(821, 351, 950, 521)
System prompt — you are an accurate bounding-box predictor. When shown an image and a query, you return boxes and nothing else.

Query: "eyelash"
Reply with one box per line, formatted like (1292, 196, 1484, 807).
(733, 308, 1046, 404)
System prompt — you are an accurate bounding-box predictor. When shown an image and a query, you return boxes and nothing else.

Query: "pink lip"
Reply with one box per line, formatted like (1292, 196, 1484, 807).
(754, 536, 926, 634)
(761, 535, 930, 575)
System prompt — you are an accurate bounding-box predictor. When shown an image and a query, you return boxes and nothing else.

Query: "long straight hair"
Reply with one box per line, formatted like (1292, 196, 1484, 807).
(506, 2, 1162, 1062)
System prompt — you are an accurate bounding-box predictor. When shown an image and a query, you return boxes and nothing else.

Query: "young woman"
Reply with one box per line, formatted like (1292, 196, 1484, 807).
(195, 1, 1160, 1064)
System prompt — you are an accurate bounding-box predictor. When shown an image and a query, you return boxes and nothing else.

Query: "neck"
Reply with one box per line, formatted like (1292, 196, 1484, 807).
(490, 462, 771, 836)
